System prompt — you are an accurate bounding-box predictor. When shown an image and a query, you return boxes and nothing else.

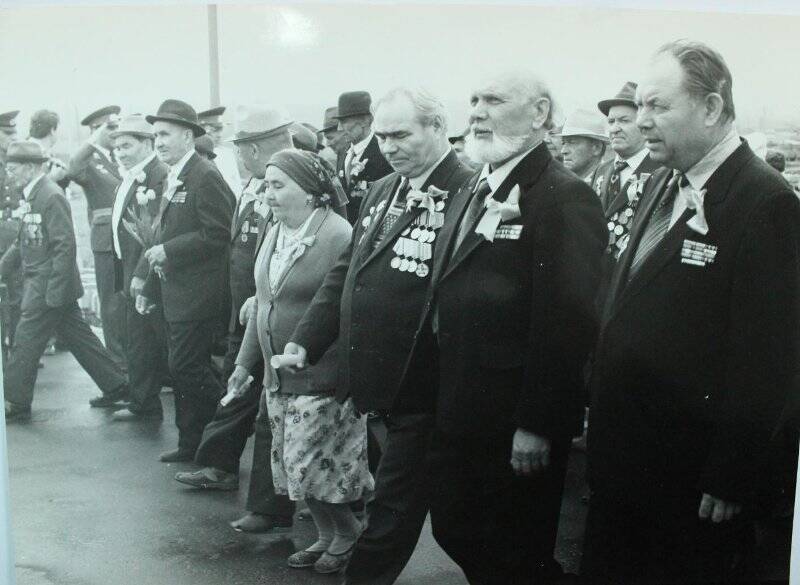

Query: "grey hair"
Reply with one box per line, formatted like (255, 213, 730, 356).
(373, 87, 449, 135)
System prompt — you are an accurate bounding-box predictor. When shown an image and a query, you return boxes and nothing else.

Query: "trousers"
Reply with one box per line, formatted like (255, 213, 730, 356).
(94, 250, 127, 371)
(126, 298, 167, 414)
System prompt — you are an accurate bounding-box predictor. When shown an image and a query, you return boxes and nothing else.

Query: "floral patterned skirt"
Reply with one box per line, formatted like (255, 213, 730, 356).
(265, 391, 375, 503)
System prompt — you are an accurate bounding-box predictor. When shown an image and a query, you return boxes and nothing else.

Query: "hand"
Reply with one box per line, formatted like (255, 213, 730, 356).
(510, 428, 550, 476)
(282, 342, 308, 373)
(239, 296, 255, 326)
(227, 365, 250, 396)
(698, 494, 742, 523)
(145, 244, 167, 267)
(135, 294, 155, 315)
(130, 276, 145, 299)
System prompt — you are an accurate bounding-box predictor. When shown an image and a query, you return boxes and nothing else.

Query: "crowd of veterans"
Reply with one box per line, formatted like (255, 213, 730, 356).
(1, 38, 799, 585)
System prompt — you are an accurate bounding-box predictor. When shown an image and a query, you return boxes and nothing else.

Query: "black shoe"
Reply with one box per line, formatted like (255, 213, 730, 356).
(5, 402, 31, 422)
(159, 448, 195, 463)
(230, 512, 292, 534)
(90, 386, 130, 408)
(112, 408, 162, 422)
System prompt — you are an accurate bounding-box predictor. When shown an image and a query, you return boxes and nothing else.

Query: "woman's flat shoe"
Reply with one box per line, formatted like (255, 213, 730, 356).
(287, 549, 324, 569)
(313, 547, 355, 574)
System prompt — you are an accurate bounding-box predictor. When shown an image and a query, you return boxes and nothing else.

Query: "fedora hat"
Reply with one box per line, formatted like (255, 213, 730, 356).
(6, 140, 49, 164)
(555, 109, 609, 142)
(321, 107, 338, 132)
(231, 106, 293, 144)
(291, 122, 318, 152)
(598, 81, 638, 116)
(146, 99, 205, 137)
(81, 105, 121, 127)
(110, 114, 154, 140)
(332, 91, 372, 119)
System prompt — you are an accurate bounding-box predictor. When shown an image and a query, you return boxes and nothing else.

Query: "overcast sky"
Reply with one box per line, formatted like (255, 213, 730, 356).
(0, 1, 798, 145)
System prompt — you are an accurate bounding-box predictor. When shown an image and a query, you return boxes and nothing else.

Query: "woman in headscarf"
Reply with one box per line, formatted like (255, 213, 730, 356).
(229, 149, 372, 574)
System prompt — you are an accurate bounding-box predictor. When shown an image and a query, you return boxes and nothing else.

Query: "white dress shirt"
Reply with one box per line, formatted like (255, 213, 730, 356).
(616, 147, 649, 187)
(477, 142, 541, 194)
(238, 177, 265, 218)
(112, 152, 157, 258)
(166, 148, 196, 195)
(669, 127, 740, 229)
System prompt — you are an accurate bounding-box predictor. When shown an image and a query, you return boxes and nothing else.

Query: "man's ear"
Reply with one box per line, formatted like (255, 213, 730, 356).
(703, 93, 725, 127)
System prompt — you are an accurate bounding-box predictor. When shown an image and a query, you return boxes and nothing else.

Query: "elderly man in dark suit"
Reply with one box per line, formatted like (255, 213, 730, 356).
(333, 91, 394, 224)
(423, 72, 606, 584)
(139, 99, 234, 462)
(106, 115, 169, 421)
(68, 106, 128, 382)
(174, 107, 295, 536)
(582, 40, 800, 584)
(1, 141, 129, 421)
(282, 87, 472, 584)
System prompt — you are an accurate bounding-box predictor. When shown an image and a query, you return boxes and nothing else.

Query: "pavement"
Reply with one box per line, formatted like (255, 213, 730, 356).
(11, 346, 789, 584)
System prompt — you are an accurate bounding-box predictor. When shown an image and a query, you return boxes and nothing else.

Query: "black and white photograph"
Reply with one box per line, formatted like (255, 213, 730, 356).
(0, 1, 799, 584)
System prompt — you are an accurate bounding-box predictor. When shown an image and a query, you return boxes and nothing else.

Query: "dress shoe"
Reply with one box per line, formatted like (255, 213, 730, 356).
(112, 408, 162, 422)
(175, 467, 238, 490)
(287, 549, 324, 569)
(158, 448, 195, 463)
(230, 512, 292, 534)
(4, 402, 31, 423)
(314, 546, 355, 574)
(89, 386, 130, 408)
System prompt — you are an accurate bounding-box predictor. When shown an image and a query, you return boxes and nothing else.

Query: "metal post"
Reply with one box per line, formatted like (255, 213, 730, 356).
(0, 317, 15, 583)
(208, 4, 221, 107)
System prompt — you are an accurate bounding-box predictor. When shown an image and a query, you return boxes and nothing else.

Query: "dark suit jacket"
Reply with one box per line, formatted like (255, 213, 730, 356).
(594, 152, 663, 216)
(0, 176, 83, 311)
(292, 150, 473, 411)
(114, 155, 169, 295)
(144, 153, 234, 323)
(589, 141, 800, 507)
(428, 144, 607, 438)
(67, 143, 121, 253)
(337, 135, 393, 224)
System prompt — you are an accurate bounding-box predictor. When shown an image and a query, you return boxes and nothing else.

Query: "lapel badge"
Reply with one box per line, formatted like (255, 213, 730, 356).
(681, 239, 717, 267)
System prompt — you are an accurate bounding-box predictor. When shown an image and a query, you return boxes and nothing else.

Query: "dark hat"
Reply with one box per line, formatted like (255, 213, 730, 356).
(0, 110, 19, 131)
(198, 106, 226, 125)
(291, 123, 319, 152)
(448, 126, 469, 144)
(598, 81, 638, 116)
(194, 135, 217, 159)
(321, 107, 338, 132)
(146, 99, 206, 137)
(6, 140, 49, 164)
(332, 91, 372, 119)
(81, 105, 122, 127)
(230, 106, 293, 144)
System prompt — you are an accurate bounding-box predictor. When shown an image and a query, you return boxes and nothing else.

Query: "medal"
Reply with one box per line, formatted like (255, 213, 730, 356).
(411, 227, 421, 240)
(614, 225, 624, 236)
(407, 259, 418, 272)
(435, 201, 445, 212)
(625, 207, 634, 217)
(241, 234, 248, 243)
(415, 263, 429, 277)
(399, 258, 409, 271)
(618, 214, 628, 226)
(390, 257, 401, 269)
(402, 227, 411, 237)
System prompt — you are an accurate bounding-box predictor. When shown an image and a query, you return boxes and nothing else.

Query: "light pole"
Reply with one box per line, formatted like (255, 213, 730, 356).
(0, 319, 14, 583)
(208, 4, 221, 107)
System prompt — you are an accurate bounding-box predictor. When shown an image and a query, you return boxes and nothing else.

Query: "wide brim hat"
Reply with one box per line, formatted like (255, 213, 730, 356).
(598, 81, 638, 116)
(332, 91, 372, 119)
(6, 140, 49, 164)
(110, 114, 154, 139)
(554, 109, 609, 142)
(81, 105, 122, 127)
(146, 99, 206, 137)
(230, 105, 293, 144)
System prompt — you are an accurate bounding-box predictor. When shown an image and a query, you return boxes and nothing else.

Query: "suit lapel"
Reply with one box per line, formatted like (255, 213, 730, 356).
(160, 152, 198, 222)
(431, 175, 476, 286)
(357, 175, 404, 268)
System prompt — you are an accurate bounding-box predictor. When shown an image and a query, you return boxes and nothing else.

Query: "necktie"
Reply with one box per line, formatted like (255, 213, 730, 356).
(607, 160, 628, 201)
(627, 171, 687, 279)
(344, 145, 357, 183)
(454, 178, 492, 251)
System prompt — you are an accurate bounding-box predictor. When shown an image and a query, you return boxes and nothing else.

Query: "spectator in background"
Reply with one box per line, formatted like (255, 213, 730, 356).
(319, 106, 346, 167)
(28, 109, 68, 185)
(766, 150, 786, 173)
(198, 106, 243, 195)
(557, 109, 609, 189)
(195, 134, 218, 162)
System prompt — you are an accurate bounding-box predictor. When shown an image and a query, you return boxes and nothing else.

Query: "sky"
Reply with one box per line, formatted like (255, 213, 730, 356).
(0, 1, 799, 148)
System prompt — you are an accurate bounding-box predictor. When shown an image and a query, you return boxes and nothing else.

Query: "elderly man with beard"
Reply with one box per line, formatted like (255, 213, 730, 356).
(281, 87, 472, 584)
(422, 72, 606, 584)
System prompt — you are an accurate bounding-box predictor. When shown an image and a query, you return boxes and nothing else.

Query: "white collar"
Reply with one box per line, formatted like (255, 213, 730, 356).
(616, 147, 648, 172)
(168, 148, 196, 180)
(240, 177, 265, 205)
(350, 132, 374, 158)
(23, 173, 45, 200)
(478, 142, 540, 193)
(684, 126, 741, 191)
(408, 148, 451, 190)
(121, 152, 156, 179)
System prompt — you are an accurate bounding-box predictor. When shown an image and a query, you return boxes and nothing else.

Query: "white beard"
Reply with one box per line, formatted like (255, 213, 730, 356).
(465, 131, 531, 165)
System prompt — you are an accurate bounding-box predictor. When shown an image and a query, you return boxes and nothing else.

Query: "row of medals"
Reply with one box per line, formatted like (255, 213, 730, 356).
(608, 204, 636, 248)
(389, 208, 445, 278)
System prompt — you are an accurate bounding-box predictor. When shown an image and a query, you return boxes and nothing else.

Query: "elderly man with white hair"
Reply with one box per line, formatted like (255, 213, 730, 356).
(421, 71, 606, 584)
(282, 86, 473, 583)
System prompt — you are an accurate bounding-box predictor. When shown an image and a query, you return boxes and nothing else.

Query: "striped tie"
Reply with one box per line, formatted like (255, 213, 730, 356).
(627, 171, 686, 280)
(607, 159, 628, 201)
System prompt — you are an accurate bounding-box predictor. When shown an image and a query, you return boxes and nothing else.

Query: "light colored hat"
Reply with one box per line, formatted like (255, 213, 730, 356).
(231, 105, 293, 144)
(555, 109, 609, 142)
(6, 140, 49, 164)
(110, 114, 153, 139)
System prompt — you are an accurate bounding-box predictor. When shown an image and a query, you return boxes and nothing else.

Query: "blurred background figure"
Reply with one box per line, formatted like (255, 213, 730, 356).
(448, 126, 479, 169)
(198, 106, 243, 195)
(28, 109, 68, 185)
(545, 124, 564, 162)
(318, 106, 345, 167)
(290, 122, 318, 153)
(194, 134, 218, 162)
(557, 108, 609, 188)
